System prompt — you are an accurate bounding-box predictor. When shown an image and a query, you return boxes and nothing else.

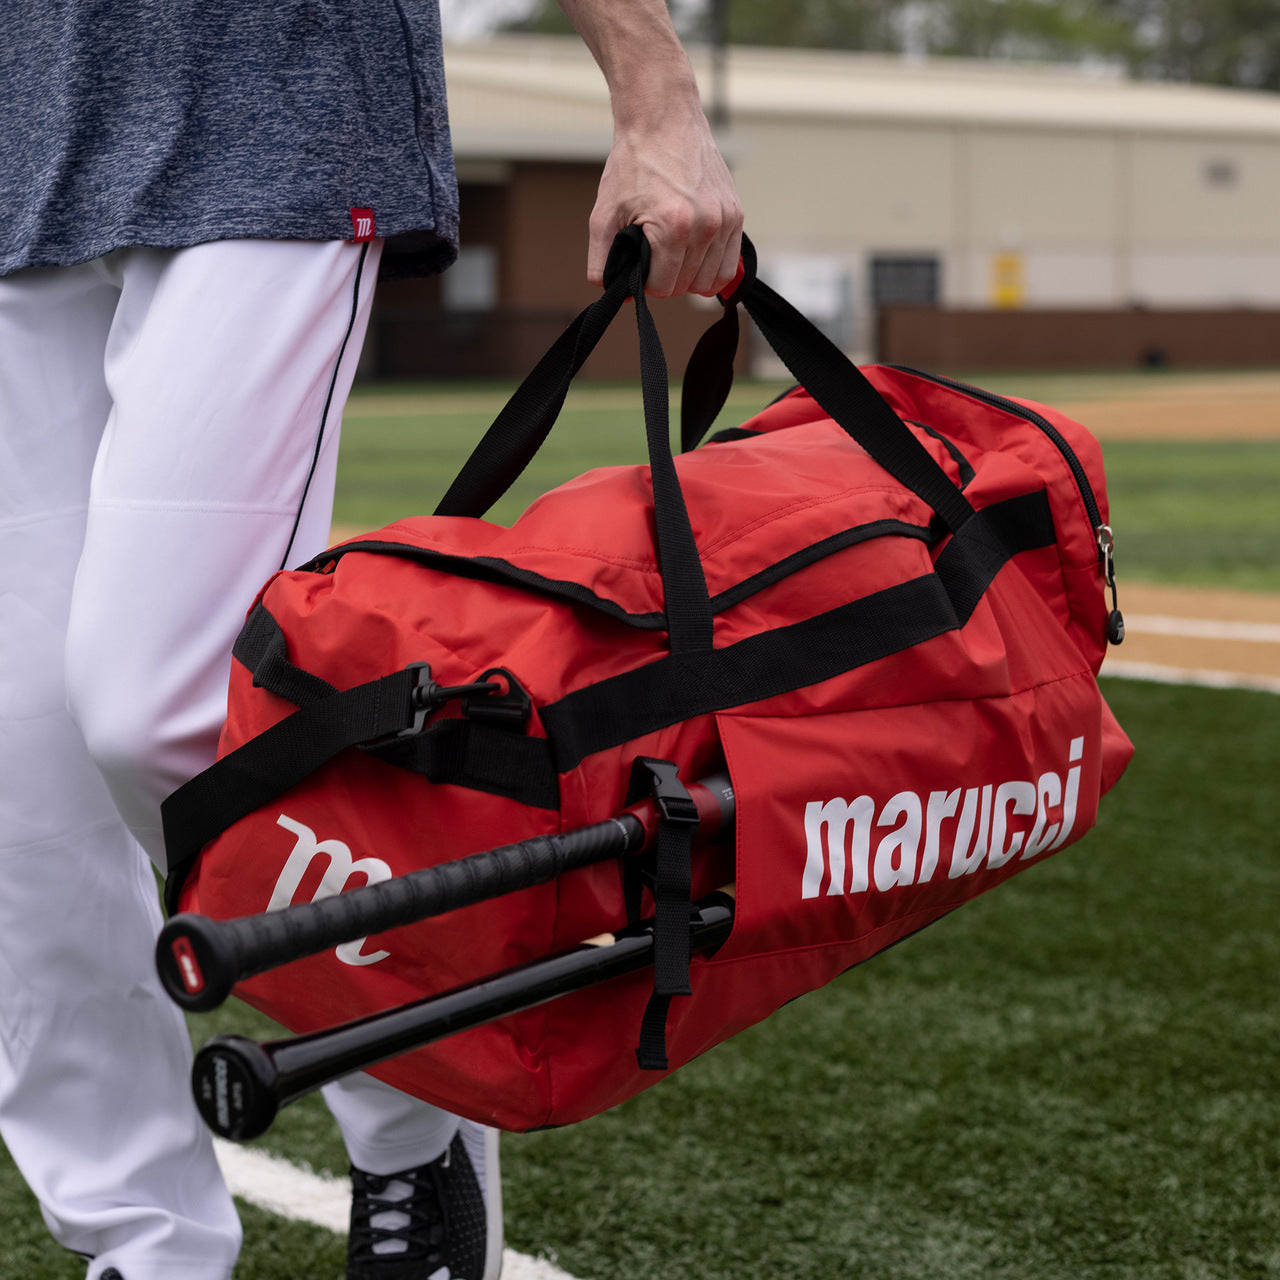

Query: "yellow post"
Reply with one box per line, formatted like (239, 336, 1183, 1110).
(990, 251, 1026, 309)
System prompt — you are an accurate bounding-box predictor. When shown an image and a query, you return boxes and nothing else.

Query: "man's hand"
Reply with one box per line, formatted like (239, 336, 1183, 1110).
(556, 0, 744, 298)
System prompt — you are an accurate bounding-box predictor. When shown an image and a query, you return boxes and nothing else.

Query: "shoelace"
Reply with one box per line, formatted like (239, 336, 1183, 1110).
(348, 1155, 451, 1265)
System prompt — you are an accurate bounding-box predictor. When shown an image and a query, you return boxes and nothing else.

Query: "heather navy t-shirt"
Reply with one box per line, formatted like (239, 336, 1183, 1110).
(0, 1, 459, 279)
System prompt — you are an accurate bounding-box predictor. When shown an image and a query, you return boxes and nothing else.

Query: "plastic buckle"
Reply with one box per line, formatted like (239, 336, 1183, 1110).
(462, 668, 531, 732)
(356, 662, 435, 753)
(627, 757, 699, 827)
(362, 662, 512, 752)
(396, 662, 436, 739)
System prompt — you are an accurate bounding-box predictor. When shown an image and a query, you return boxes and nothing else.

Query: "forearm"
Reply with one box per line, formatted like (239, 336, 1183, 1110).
(557, 0, 742, 296)
(554, 0, 704, 129)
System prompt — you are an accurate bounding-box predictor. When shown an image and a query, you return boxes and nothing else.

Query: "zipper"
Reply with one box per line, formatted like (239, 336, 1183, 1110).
(887, 366, 1101, 538)
(886, 365, 1124, 643)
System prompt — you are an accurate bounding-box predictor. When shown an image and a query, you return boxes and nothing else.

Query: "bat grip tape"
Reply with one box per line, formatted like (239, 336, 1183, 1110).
(157, 815, 642, 1012)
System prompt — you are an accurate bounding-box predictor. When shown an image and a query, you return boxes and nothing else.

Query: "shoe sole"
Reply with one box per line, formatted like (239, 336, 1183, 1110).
(459, 1120, 504, 1280)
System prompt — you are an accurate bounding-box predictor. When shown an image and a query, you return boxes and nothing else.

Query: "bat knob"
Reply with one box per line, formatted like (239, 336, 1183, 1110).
(156, 913, 239, 1012)
(192, 1036, 280, 1141)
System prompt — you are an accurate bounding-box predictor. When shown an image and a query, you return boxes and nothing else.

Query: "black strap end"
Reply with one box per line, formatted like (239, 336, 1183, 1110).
(602, 225, 651, 292)
(636, 993, 673, 1071)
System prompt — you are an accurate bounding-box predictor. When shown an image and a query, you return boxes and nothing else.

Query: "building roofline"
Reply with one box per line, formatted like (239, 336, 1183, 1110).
(444, 34, 1280, 148)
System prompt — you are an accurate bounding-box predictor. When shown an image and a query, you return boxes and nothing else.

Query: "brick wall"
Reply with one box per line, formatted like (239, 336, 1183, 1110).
(878, 307, 1280, 370)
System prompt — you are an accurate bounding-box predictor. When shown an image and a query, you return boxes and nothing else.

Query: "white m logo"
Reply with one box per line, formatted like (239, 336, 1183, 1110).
(269, 815, 393, 966)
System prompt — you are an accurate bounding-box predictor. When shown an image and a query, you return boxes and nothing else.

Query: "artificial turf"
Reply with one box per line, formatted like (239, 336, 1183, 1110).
(1097, 439, 1280, 593)
(4, 681, 1272, 1278)
(2, 370, 1276, 1276)
(490, 677, 1280, 1280)
(153, 680, 1280, 1276)
(333, 374, 1280, 593)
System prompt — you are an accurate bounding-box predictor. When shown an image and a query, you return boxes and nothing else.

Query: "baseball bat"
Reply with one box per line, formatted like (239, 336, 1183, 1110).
(158, 771, 734, 1013)
(191, 888, 736, 1141)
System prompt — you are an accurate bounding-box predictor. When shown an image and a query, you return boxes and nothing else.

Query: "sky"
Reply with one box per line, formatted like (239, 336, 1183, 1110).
(439, 0, 542, 41)
(439, 0, 709, 42)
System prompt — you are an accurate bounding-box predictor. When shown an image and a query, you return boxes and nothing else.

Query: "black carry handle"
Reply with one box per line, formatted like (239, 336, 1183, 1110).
(157, 771, 734, 1013)
(436, 226, 714, 655)
(682, 233, 976, 534)
(442, 226, 971, 563)
(435, 228, 649, 521)
(191, 890, 736, 1142)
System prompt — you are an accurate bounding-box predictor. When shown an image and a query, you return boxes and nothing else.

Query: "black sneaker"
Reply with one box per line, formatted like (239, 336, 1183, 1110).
(346, 1120, 502, 1280)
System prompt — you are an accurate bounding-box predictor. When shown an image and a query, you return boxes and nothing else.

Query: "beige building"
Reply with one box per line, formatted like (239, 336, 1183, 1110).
(370, 36, 1280, 375)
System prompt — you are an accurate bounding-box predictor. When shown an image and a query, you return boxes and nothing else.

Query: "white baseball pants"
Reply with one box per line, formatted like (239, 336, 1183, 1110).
(0, 239, 461, 1280)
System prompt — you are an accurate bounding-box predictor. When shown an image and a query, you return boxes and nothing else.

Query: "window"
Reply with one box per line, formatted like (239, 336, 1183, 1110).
(870, 255, 941, 309)
(1203, 157, 1239, 189)
(442, 245, 499, 312)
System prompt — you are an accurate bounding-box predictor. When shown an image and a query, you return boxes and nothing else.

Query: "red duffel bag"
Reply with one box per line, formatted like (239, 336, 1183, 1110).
(160, 230, 1133, 1132)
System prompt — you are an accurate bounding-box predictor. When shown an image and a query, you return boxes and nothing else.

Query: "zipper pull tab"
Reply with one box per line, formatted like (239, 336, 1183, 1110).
(1097, 525, 1124, 644)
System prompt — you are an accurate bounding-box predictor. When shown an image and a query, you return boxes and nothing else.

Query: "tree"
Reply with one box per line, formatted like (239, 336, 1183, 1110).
(501, 0, 1280, 90)
(1116, 0, 1280, 89)
(725, 0, 901, 52)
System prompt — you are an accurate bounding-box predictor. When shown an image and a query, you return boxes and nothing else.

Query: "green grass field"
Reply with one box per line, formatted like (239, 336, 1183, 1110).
(330, 379, 793, 532)
(5, 679, 1274, 1279)
(333, 372, 1280, 593)
(3, 372, 1277, 1277)
(1094, 439, 1280, 593)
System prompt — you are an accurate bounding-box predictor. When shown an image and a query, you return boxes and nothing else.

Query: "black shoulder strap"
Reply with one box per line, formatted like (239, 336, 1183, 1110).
(161, 664, 421, 910)
(161, 606, 560, 913)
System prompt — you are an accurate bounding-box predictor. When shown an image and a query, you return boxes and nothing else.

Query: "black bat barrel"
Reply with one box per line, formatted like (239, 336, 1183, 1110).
(158, 771, 733, 1013)
(192, 891, 736, 1141)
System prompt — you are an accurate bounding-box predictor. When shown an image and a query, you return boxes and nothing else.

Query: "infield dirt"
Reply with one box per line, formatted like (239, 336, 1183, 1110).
(1062, 374, 1280, 682)
(1058, 373, 1280, 441)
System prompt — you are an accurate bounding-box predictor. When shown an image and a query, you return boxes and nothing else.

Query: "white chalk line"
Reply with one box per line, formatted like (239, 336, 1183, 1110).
(212, 605, 1276, 1267)
(1103, 607, 1280, 693)
(1101, 659, 1280, 695)
(213, 1138, 583, 1280)
(1123, 613, 1280, 645)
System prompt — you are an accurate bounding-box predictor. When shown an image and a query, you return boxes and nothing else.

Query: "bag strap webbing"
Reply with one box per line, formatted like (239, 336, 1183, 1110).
(679, 303, 738, 452)
(634, 812, 697, 1071)
(433, 236, 636, 521)
(435, 227, 713, 657)
(234, 601, 338, 703)
(161, 665, 420, 909)
(371, 719, 559, 810)
(740, 278, 976, 534)
(164, 486, 1052, 913)
(236, 604, 559, 803)
(631, 264, 714, 654)
(161, 606, 560, 912)
(540, 489, 1056, 771)
(627, 759, 699, 1071)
